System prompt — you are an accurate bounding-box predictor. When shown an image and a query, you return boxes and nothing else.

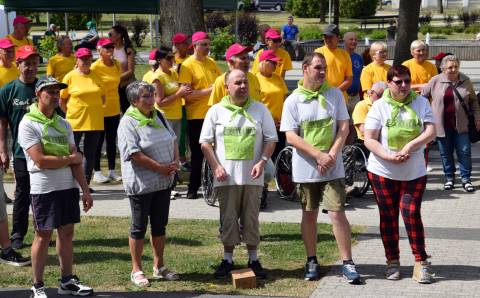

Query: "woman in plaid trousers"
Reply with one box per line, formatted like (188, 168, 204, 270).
(364, 65, 436, 284)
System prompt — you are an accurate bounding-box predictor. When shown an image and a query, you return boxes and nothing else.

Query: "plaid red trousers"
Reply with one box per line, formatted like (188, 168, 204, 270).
(367, 172, 428, 262)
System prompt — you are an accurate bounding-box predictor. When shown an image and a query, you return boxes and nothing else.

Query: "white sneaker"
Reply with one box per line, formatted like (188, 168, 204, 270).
(31, 286, 47, 298)
(93, 171, 110, 183)
(108, 170, 122, 182)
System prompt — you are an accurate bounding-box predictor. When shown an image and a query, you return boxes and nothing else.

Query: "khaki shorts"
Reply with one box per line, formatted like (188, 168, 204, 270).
(215, 185, 263, 246)
(297, 179, 346, 212)
(0, 172, 6, 222)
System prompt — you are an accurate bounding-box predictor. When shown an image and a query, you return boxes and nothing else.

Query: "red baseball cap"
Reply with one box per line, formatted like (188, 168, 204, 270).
(259, 49, 280, 62)
(97, 38, 113, 48)
(15, 45, 39, 61)
(172, 33, 188, 44)
(0, 38, 15, 49)
(148, 48, 159, 65)
(432, 52, 453, 61)
(265, 29, 281, 40)
(191, 31, 209, 43)
(13, 16, 32, 26)
(225, 43, 252, 61)
(75, 48, 92, 58)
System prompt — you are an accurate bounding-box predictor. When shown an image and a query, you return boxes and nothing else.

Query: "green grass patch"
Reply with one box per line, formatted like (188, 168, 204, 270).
(0, 217, 361, 296)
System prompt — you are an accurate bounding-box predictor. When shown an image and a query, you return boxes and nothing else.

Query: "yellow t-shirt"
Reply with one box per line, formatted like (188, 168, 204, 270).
(61, 70, 105, 131)
(314, 46, 353, 99)
(143, 68, 182, 120)
(175, 54, 190, 66)
(208, 72, 261, 106)
(5, 34, 33, 53)
(360, 62, 390, 92)
(0, 64, 20, 87)
(47, 54, 76, 82)
(178, 56, 221, 120)
(91, 59, 122, 117)
(352, 96, 373, 140)
(256, 72, 288, 121)
(402, 58, 438, 85)
(251, 48, 293, 77)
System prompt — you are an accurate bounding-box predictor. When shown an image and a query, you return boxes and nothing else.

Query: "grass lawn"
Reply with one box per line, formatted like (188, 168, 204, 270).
(0, 217, 361, 296)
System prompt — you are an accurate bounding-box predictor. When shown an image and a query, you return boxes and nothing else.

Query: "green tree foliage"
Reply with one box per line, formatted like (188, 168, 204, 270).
(38, 36, 57, 59)
(50, 13, 101, 31)
(209, 27, 236, 60)
(286, 0, 326, 18)
(339, 0, 378, 18)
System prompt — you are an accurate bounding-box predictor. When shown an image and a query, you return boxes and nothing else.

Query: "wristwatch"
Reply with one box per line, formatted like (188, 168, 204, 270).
(261, 155, 269, 162)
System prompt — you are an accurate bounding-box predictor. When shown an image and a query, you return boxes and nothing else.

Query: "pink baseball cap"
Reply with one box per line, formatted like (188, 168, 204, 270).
(259, 49, 280, 62)
(225, 43, 252, 61)
(191, 31, 209, 43)
(265, 29, 281, 40)
(13, 16, 32, 26)
(15, 45, 39, 61)
(97, 38, 113, 48)
(0, 38, 15, 49)
(172, 33, 188, 44)
(148, 48, 159, 65)
(75, 48, 92, 58)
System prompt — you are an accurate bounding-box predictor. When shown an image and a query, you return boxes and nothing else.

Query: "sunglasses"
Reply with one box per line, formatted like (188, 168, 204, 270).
(392, 79, 411, 86)
(103, 45, 114, 49)
(272, 38, 282, 43)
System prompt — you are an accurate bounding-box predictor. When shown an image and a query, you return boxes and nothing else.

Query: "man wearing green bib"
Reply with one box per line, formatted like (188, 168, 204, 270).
(200, 69, 277, 279)
(280, 52, 361, 284)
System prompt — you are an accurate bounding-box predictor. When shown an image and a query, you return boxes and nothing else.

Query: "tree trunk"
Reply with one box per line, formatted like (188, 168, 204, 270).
(159, 0, 205, 47)
(333, 0, 340, 25)
(437, 0, 444, 14)
(393, 0, 422, 65)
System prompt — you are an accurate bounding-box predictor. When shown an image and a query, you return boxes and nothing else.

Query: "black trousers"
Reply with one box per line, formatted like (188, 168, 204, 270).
(271, 129, 285, 163)
(187, 119, 204, 194)
(74, 131, 102, 184)
(10, 158, 30, 241)
(94, 115, 120, 171)
(119, 86, 130, 114)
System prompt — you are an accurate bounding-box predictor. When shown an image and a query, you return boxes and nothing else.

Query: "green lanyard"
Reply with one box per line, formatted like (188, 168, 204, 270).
(124, 106, 162, 129)
(220, 96, 256, 124)
(24, 103, 70, 156)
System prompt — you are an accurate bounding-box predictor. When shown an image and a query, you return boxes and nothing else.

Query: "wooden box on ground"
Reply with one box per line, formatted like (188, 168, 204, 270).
(231, 268, 256, 289)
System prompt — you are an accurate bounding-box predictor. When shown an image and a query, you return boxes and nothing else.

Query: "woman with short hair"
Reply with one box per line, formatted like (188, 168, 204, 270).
(422, 55, 480, 192)
(47, 36, 75, 82)
(118, 81, 179, 288)
(360, 41, 390, 92)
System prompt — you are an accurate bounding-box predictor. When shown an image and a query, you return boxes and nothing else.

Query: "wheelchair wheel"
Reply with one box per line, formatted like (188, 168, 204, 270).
(201, 158, 216, 206)
(342, 144, 370, 197)
(274, 146, 297, 200)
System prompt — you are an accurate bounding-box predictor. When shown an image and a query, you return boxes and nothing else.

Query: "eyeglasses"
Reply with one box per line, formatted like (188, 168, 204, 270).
(391, 79, 411, 86)
(375, 50, 386, 55)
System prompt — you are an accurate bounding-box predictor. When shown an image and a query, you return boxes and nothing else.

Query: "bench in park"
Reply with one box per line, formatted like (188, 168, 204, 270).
(360, 15, 398, 29)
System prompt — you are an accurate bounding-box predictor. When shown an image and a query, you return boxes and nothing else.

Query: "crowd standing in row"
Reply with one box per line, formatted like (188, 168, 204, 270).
(0, 15, 479, 298)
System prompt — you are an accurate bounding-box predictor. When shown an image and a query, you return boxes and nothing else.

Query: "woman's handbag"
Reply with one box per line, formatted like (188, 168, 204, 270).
(450, 83, 480, 143)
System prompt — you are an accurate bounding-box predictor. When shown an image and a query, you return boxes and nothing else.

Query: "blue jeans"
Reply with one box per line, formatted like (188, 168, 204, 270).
(437, 129, 472, 183)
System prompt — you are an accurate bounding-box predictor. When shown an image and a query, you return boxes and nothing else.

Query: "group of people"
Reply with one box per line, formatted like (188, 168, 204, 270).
(0, 14, 478, 298)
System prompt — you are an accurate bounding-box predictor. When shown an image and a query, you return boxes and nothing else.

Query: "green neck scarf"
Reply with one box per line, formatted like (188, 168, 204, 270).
(124, 106, 161, 129)
(220, 96, 256, 124)
(384, 89, 420, 127)
(24, 103, 70, 156)
(293, 79, 330, 109)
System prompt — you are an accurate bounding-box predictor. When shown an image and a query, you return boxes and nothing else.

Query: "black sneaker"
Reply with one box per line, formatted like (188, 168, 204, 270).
(57, 275, 93, 296)
(0, 249, 31, 266)
(248, 260, 267, 279)
(187, 192, 197, 200)
(11, 238, 24, 250)
(214, 260, 233, 278)
(304, 260, 320, 281)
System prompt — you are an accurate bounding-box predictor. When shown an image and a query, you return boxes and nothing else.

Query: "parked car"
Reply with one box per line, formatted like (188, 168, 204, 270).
(253, 0, 287, 11)
(381, 0, 392, 5)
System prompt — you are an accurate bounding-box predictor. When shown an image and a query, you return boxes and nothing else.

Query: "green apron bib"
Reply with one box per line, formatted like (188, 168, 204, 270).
(220, 96, 256, 160)
(24, 103, 70, 156)
(384, 90, 422, 151)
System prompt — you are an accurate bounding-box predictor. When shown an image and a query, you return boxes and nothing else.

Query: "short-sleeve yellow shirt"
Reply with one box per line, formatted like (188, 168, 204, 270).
(5, 34, 33, 53)
(256, 72, 288, 121)
(61, 70, 105, 131)
(178, 56, 221, 120)
(314, 46, 353, 99)
(91, 59, 122, 117)
(143, 68, 182, 120)
(208, 72, 261, 106)
(402, 58, 438, 85)
(47, 54, 76, 82)
(251, 48, 293, 77)
(0, 65, 19, 87)
(360, 62, 390, 92)
(352, 96, 373, 140)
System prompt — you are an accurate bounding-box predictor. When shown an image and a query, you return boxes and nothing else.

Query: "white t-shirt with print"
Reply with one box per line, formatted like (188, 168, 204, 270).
(280, 87, 349, 183)
(199, 100, 278, 187)
(365, 95, 435, 181)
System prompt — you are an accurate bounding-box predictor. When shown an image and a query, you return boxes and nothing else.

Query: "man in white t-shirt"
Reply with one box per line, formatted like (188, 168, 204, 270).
(280, 52, 361, 284)
(200, 69, 277, 279)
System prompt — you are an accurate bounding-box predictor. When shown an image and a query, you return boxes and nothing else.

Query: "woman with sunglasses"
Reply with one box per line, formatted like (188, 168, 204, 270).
(364, 65, 436, 284)
(251, 28, 292, 79)
(421, 55, 480, 192)
(61, 48, 105, 191)
(360, 42, 390, 93)
(91, 38, 122, 183)
(109, 25, 136, 113)
(143, 47, 191, 140)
